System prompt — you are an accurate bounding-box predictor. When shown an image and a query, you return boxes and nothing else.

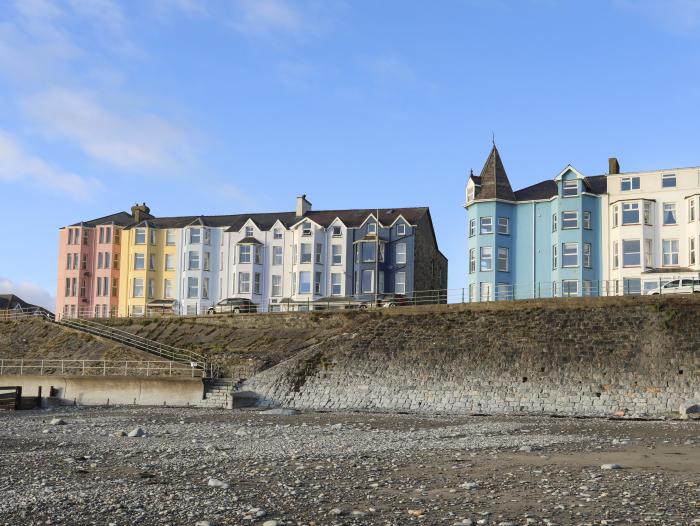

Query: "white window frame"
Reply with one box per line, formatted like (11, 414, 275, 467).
(165, 254, 175, 271)
(552, 213, 558, 232)
(253, 273, 261, 295)
(299, 271, 312, 294)
(395, 272, 406, 294)
(497, 217, 509, 235)
(360, 269, 374, 293)
(238, 245, 251, 264)
(689, 199, 696, 222)
(469, 219, 476, 237)
(133, 278, 144, 298)
(480, 217, 493, 234)
(332, 226, 342, 237)
(469, 248, 476, 274)
(622, 239, 641, 267)
(272, 246, 283, 265)
(690, 237, 696, 266)
(300, 243, 312, 263)
(643, 201, 652, 225)
(562, 180, 578, 197)
(620, 176, 640, 192)
(661, 173, 676, 188)
(562, 280, 579, 297)
(189, 228, 201, 244)
(188, 251, 200, 270)
(396, 224, 406, 236)
(552, 244, 558, 269)
(612, 241, 619, 269)
(331, 244, 342, 265)
(622, 202, 640, 225)
(238, 272, 250, 294)
(562, 242, 578, 268)
(245, 226, 254, 237)
(271, 275, 282, 297)
(367, 222, 377, 235)
(612, 204, 619, 228)
(134, 253, 145, 270)
(583, 242, 592, 268)
(644, 239, 653, 267)
(187, 277, 199, 298)
(480, 246, 493, 272)
(663, 203, 677, 225)
(273, 228, 283, 240)
(166, 230, 176, 245)
(583, 211, 591, 230)
(561, 211, 578, 229)
(331, 273, 342, 296)
(662, 239, 679, 266)
(164, 279, 173, 299)
(134, 228, 146, 244)
(396, 243, 406, 265)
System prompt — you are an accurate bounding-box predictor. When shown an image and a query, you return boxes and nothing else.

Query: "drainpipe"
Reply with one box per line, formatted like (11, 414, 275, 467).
(532, 203, 536, 298)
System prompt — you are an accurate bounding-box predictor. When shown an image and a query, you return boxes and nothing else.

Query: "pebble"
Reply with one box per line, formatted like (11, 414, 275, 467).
(601, 463, 622, 470)
(207, 478, 229, 489)
(49, 418, 66, 426)
(127, 427, 145, 438)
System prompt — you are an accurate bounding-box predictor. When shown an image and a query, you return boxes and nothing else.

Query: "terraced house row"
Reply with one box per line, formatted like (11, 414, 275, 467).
(56, 197, 447, 318)
(466, 146, 700, 300)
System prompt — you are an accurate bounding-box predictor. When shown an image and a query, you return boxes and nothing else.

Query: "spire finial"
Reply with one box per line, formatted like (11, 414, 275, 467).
(469, 168, 474, 177)
(492, 131, 495, 146)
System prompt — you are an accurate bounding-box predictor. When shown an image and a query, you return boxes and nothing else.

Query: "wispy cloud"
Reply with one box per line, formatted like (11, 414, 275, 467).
(0, 130, 99, 200)
(0, 276, 55, 311)
(231, 0, 304, 36)
(22, 88, 192, 173)
(614, 0, 700, 34)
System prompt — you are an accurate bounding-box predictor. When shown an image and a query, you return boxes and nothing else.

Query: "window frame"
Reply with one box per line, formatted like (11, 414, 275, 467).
(620, 176, 640, 192)
(662, 239, 679, 266)
(134, 228, 146, 245)
(583, 211, 591, 230)
(396, 224, 406, 236)
(479, 216, 493, 235)
(562, 180, 578, 197)
(622, 239, 641, 268)
(583, 242, 592, 268)
(561, 211, 579, 229)
(395, 271, 406, 294)
(561, 242, 579, 268)
(497, 247, 509, 272)
(396, 242, 407, 265)
(331, 273, 342, 296)
(661, 173, 676, 188)
(622, 202, 640, 225)
(663, 203, 677, 225)
(480, 246, 493, 272)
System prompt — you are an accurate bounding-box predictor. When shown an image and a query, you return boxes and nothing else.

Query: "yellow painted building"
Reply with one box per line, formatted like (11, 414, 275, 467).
(118, 225, 180, 316)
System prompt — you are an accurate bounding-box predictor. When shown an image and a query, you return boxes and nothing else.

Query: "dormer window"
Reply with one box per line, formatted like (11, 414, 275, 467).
(367, 222, 377, 235)
(273, 228, 283, 239)
(562, 180, 578, 197)
(302, 222, 312, 236)
(245, 226, 254, 237)
(332, 226, 342, 237)
(397, 224, 406, 236)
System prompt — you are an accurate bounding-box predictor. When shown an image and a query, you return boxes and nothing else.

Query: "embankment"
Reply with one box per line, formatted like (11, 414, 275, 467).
(244, 297, 700, 417)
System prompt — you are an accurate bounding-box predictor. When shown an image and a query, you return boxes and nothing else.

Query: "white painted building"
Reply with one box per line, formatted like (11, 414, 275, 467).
(602, 161, 700, 294)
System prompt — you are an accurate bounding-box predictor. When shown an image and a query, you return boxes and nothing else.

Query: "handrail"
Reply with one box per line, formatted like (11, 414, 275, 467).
(0, 358, 203, 377)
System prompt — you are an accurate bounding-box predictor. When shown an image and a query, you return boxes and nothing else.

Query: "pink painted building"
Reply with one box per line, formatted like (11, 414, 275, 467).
(55, 206, 151, 319)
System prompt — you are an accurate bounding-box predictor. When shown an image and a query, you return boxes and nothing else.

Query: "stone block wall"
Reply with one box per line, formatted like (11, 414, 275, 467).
(245, 297, 700, 417)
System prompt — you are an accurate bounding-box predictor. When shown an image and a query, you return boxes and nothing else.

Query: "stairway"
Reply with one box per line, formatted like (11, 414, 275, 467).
(58, 317, 212, 376)
(200, 378, 237, 408)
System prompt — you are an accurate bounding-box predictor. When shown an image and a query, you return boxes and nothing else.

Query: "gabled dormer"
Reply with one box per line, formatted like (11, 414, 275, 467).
(555, 165, 585, 198)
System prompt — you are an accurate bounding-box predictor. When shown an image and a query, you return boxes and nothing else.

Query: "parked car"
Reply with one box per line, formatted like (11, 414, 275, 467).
(359, 294, 411, 309)
(645, 278, 700, 295)
(207, 298, 258, 314)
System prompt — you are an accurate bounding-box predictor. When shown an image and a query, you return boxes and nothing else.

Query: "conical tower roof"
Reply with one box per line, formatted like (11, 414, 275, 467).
(477, 145, 515, 201)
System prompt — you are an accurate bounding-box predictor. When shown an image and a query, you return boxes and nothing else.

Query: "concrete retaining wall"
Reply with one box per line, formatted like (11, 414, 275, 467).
(0, 375, 205, 407)
(245, 298, 700, 417)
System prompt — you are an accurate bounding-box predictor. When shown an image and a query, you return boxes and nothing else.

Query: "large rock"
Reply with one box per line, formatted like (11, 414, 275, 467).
(679, 403, 700, 419)
(127, 427, 145, 438)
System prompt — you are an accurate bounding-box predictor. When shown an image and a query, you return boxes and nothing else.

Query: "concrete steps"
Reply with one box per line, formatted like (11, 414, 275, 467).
(199, 379, 237, 408)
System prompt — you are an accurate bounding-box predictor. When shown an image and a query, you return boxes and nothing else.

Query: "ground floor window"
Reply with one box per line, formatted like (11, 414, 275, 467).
(623, 278, 641, 295)
(395, 272, 406, 294)
(583, 280, 593, 296)
(496, 282, 510, 300)
(562, 280, 579, 297)
(131, 305, 144, 317)
(479, 282, 492, 301)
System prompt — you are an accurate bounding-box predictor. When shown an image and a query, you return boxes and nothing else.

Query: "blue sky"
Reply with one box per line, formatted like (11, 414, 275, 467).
(1, 0, 700, 309)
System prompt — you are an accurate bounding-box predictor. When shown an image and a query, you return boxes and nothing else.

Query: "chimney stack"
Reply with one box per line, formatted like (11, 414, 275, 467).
(131, 202, 151, 223)
(295, 194, 312, 217)
(608, 157, 620, 175)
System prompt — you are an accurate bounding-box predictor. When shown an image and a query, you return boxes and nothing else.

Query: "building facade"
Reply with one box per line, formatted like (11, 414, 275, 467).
(56, 196, 447, 317)
(466, 146, 700, 300)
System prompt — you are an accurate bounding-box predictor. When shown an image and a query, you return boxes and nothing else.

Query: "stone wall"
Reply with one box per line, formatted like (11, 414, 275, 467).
(245, 297, 700, 417)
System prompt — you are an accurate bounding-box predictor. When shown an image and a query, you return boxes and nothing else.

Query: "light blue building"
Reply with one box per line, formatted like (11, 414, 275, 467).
(465, 146, 606, 300)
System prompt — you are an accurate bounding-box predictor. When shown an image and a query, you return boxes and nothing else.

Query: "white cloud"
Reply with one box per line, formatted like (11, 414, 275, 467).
(614, 0, 700, 34)
(22, 88, 191, 172)
(0, 277, 55, 312)
(0, 130, 99, 200)
(231, 0, 305, 36)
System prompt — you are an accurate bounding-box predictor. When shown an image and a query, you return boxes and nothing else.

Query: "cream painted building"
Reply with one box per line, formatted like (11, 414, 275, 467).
(602, 159, 700, 294)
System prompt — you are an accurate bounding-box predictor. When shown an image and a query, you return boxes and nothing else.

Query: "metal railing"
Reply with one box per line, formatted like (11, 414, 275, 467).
(2, 307, 216, 378)
(0, 359, 204, 378)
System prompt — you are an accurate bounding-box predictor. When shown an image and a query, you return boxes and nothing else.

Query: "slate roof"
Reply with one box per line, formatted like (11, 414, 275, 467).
(236, 236, 263, 245)
(474, 145, 516, 201)
(583, 175, 607, 195)
(70, 211, 137, 228)
(74, 207, 429, 233)
(513, 180, 558, 201)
